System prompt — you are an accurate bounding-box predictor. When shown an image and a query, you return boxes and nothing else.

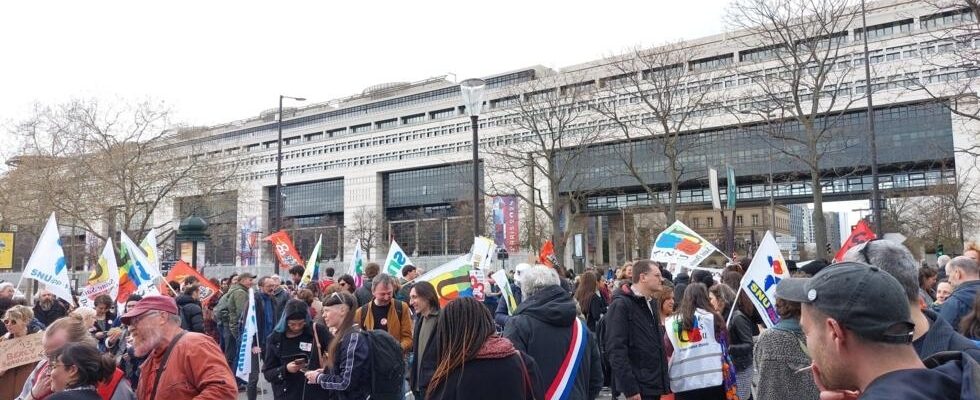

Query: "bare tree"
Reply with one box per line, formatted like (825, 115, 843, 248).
(727, 0, 863, 257)
(346, 206, 384, 260)
(882, 165, 980, 254)
(3, 98, 241, 242)
(594, 43, 720, 222)
(483, 75, 606, 267)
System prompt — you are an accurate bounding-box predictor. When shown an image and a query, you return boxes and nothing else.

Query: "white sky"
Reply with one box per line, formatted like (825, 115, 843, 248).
(0, 0, 864, 218)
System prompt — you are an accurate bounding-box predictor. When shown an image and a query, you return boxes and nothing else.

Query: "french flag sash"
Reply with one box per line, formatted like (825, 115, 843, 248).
(545, 318, 588, 400)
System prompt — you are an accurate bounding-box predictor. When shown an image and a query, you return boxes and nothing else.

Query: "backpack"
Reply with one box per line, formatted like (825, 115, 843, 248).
(359, 328, 406, 400)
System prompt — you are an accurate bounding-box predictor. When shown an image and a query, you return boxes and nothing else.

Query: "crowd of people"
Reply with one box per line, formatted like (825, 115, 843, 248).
(0, 241, 978, 399)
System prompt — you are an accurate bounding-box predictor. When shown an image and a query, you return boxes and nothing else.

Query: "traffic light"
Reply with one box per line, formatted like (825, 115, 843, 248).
(937, 244, 944, 256)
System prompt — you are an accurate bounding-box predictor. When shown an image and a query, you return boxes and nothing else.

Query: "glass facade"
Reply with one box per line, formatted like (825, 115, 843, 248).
(267, 179, 344, 260)
(178, 191, 238, 265)
(383, 163, 484, 256)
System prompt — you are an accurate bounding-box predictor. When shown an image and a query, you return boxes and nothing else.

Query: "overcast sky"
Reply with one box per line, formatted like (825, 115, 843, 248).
(0, 0, 866, 223)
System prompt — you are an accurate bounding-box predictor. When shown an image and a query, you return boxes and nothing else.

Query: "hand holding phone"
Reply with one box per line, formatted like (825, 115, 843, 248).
(286, 357, 309, 373)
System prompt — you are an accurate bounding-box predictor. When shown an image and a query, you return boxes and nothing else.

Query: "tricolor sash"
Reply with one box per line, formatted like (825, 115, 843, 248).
(545, 318, 588, 400)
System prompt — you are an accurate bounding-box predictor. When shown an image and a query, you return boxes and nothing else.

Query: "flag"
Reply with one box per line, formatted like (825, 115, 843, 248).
(139, 229, 160, 273)
(538, 240, 560, 269)
(492, 269, 518, 315)
(417, 255, 473, 307)
(264, 230, 304, 270)
(384, 240, 414, 277)
(79, 239, 120, 307)
(726, 166, 737, 209)
(470, 236, 496, 269)
(236, 287, 258, 381)
(351, 240, 365, 288)
(650, 221, 719, 268)
(300, 235, 323, 288)
(740, 231, 790, 328)
(22, 213, 73, 304)
(709, 168, 722, 210)
(119, 231, 163, 292)
(833, 219, 876, 262)
(165, 261, 221, 301)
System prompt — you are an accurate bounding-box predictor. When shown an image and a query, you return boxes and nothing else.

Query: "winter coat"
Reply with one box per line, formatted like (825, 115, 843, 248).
(175, 294, 205, 333)
(263, 322, 333, 400)
(915, 309, 980, 362)
(225, 283, 250, 336)
(33, 301, 68, 327)
(858, 351, 980, 400)
(255, 291, 287, 351)
(727, 310, 754, 372)
(409, 311, 439, 395)
(354, 278, 373, 307)
(504, 285, 604, 400)
(582, 292, 608, 333)
(426, 336, 542, 400)
(753, 318, 819, 400)
(314, 330, 371, 400)
(939, 280, 980, 331)
(604, 287, 670, 397)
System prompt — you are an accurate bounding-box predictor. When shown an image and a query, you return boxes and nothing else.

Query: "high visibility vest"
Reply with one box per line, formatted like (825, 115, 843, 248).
(665, 308, 723, 393)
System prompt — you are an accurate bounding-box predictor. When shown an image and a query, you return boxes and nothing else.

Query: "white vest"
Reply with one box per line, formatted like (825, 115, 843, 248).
(665, 308, 723, 393)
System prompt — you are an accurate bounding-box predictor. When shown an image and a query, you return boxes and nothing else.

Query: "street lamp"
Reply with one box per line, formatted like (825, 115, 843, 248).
(275, 95, 306, 275)
(460, 78, 486, 237)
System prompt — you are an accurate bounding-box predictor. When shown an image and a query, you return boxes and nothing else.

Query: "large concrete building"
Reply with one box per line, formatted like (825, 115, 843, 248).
(16, 0, 979, 274)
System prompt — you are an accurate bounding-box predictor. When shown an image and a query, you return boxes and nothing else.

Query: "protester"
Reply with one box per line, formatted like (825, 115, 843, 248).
(46, 342, 117, 400)
(223, 271, 255, 379)
(936, 281, 954, 305)
(425, 297, 540, 400)
(666, 283, 730, 400)
(262, 299, 332, 400)
(777, 261, 978, 399)
(297, 289, 321, 319)
(354, 262, 380, 306)
(304, 292, 371, 400)
(105, 295, 143, 390)
(1, 305, 41, 400)
(336, 274, 356, 296)
(671, 271, 689, 311)
(574, 270, 608, 333)
(965, 241, 979, 261)
(91, 295, 117, 347)
(605, 260, 670, 400)
(396, 264, 420, 304)
(959, 292, 980, 345)
(753, 285, 819, 400)
(33, 289, 68, 327)
(690, 269, 715, 289)
(17, 316, 135, 400)
(938, 254, 953, 281)
(352, 273, 413, 353)
(844, 241, 980, 361)
(122, 295, 237, 399)
(919, 266, 939, 307)
(0, 281, 16, 300)
(175, 284, 205, 333)
(710, 284, 753, 400)
(505, 265, 603, 400)
(409, 281, 440, 399)
(494, 263, 528, 329)
(614, 262, 633, 295)
(939, 256, 980, 329)
(289, 265, 305, 287)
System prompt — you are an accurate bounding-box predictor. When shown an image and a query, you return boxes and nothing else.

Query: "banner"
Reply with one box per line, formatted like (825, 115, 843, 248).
(739, 231, 790, 328)
(384, 240, 413, 277)
(491, 196, 520, 253)
(708, 168, 722, 210)
(650, 221, 718, 268)
(236, 287, 258, 381)
(726, 166, 737, 209)
(165, 261, 220, 301)
(22, 213, 73, 304)
(0, 232, 13, 269)
(351, 240, 365, 288)
(470, 236, 496, 270)
(139, 228, 160, 274)
(417, 255, 474, 307)
(492, 269, 518, 315)
(833, 219, 876, 262)
(300, 235, 323, 288)
(238, 217, 259, 266)
(0, 332, 44, 372)
(264, 230, 304, 270)
(79, 239, 120, 307)
(119, 231, 163, 292)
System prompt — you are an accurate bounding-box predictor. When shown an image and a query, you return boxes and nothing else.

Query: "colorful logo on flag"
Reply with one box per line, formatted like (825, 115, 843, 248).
(651, 221, 718, 267)
(417, 256, 473, 307)
(740, 231, 790, 328)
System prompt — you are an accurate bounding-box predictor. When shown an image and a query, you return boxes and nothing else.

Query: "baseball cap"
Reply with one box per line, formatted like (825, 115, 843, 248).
(120, 295, 179, 325)
(776, 261, 914, 344)
(239, 272, 257, 280)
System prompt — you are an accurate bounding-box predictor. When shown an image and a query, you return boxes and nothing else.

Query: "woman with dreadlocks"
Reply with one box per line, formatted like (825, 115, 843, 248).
(426, 297, 542, 400)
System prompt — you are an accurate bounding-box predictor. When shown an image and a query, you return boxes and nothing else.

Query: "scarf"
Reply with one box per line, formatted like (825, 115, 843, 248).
(475, 335, 518, 360)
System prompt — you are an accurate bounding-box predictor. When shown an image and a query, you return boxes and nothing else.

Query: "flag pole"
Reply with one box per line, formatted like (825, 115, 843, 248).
(726, 286, 743, 326)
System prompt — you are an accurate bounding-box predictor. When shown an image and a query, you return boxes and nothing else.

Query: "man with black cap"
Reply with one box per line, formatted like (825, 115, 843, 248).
(123, 295, 238, 400)
(777, 262, 979, 399)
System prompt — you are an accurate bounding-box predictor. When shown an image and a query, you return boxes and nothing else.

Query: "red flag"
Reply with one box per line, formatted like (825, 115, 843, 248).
(166, 261, 222, 301)
(264, 230, 305, 270)
(538, 240, 560, 268)
(834, 219, 876, 262)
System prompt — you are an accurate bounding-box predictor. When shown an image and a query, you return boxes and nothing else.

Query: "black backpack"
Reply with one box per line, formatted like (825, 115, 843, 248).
(359, 328, 406, 400)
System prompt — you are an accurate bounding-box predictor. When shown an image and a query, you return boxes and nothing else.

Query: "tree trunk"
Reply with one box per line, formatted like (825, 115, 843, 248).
(811, 171, 830, 259)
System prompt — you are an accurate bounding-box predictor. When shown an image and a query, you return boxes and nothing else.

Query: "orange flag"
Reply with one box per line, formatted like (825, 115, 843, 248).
(264, 230, 304, 270)
(834, 219, 876, 262)
(166, 261, 221, 301)
(538, 240, 560, 268)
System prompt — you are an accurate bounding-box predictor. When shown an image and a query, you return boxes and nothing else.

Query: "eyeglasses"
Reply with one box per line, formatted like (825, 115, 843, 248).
(2, 319, 16, 325)
(48, 362, 71, 371)
(129, 311, 160, 327)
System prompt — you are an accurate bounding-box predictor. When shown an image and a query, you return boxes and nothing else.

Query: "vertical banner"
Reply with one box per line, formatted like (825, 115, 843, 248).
(492, 269, 518, 315)
(650, 221, 719, 268)
(739, 231, 790, 328)
(470, 236, 496, 270)
(80, 239, 120, 307)
(236, 287, 258, 381)
(0, 232, 14, 269)
(351, 240, 365, 288)
(491, 196, 520, 253)
(263, 230, 304, 270)
(384, 240, 414, 277)
(22, 213, 73, 303)
(708, 168, 722, 210)
(119, 231, 163, 292)
(299, 235, 323, 288)
(239, 217, 259, 266)
(139, 228, 160, 274)
(726, 166, 737, 209)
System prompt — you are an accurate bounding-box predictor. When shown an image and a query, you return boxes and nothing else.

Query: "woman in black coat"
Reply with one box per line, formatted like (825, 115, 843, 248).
(263, 299, 333, 400)
(175, 285, 205, 333)
(574, 271, 608, 332)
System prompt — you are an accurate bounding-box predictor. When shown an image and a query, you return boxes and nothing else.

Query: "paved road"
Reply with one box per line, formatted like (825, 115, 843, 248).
(239, 381, 618, 399)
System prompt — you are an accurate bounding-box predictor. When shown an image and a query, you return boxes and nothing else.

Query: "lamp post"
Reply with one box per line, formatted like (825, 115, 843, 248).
(860, 0, 883, 234)
(460, 79, 487, 237)
(275, 95, 306, 275)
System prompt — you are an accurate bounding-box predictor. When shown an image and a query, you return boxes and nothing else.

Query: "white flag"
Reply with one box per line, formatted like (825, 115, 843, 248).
(299, 235, 323, 288)
(139, 228, 160, 273)
(22, 213, 73, 304)
(739, 231, 791, 328)
(80, 239, 120, 306)
(650, 220, 719, 268)
(119, 231, 162, 291)
(351, 240, 366, 287)
(236, 287, 258, 381)
(384, 240, 414, 277)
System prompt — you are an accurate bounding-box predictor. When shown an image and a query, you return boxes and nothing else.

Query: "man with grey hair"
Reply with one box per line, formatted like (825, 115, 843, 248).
(940, 256, 980, 330)
(504, 265, 603, 399)
(843, 240, 980, 361)
(0, 281, 15, 300)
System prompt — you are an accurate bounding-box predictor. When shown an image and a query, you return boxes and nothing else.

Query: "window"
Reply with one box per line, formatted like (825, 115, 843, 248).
(402, 113, 426, 125)
(707, 217, 714, 228)
(752, 214, 760, 226)
(690, 54, 733, 72)
(739, 45, 782, 63)
(692, 217, 700, 228)
(350, 123, 371, 133)
(376, 118, 397, 129)
(491, 96, 519, 109)
(854, 19, 913, 40)
(921, 8, 975, 29)
(736, 215, 744, 227)
(430, 108, 456, 120)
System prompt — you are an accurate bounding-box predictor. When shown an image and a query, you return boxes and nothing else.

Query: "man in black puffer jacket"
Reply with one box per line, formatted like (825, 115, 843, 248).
(504, 265, 603, 400)
(176, 284, 205, 333)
